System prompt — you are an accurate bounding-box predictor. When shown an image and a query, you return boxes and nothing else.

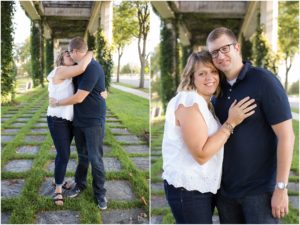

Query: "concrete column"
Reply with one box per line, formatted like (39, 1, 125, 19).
(100, 1, 113, 44)
(260, 0, 278, 51)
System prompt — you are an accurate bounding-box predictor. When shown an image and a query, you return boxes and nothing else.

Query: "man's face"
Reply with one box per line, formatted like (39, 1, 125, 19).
(207, 34, 241, 74)
(68, 48, 79, 63)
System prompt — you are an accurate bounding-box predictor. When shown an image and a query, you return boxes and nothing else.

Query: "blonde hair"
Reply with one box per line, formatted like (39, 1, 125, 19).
(55, 50, 68, 67)
(177, 50, 222, 97)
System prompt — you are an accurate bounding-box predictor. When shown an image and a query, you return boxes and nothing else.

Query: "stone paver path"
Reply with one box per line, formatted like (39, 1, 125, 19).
(1, 89, 149, 224)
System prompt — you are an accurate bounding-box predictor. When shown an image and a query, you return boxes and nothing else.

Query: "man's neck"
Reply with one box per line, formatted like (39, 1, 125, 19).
(225, 61, 244, 81)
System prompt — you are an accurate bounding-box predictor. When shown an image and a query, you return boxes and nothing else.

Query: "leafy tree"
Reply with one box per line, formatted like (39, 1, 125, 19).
(278, 1, 299, 91)
(30, 21, 42, 87)
(1, 1, 16, 102)
(131, 1, 150, 88)
(45, 39, 54, 75)
(14, 37, 32, 77)
(251, 13, 279, 75)
(160, 20, 178, 112)
(288, 80, 299, 95)
(150, 45, 160, 78)
(113, 2, 138, 82)
(241, 33, 252, 61)
(95, 28, 113, 90)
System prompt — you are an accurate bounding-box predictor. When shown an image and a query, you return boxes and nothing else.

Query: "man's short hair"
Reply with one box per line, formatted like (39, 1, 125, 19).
(206, 27, 238, 45)
(69, 37, 88, 52)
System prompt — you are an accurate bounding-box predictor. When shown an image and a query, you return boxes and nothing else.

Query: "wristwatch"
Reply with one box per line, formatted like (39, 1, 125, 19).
(275, 182, 288, 190)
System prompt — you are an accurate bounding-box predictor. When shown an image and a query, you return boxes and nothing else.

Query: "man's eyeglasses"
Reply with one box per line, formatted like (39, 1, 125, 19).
(209, 43, 236, 59)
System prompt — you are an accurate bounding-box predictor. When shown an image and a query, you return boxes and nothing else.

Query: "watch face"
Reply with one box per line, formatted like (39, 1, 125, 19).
(278, 183, 284, 189)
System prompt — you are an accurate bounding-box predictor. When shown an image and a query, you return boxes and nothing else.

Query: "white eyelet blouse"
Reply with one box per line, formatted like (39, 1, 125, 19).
(162, 91, 223, 194)
(47, 67, 74, 121)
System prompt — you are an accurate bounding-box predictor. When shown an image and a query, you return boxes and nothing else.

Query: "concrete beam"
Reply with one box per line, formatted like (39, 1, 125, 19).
(151, 1, 175, 19)
(175, 1, 247, 17)
(100, 1, 113, 44)
(178, 23, 191, 46)
(43, 7, 91, 18)
(20, 0, 40, 20)
(86, 1, 102, 35)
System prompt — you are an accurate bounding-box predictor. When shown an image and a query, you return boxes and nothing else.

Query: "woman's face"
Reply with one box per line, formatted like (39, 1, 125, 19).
(62, 51, 74, 66)
(194, 62, 219, 98)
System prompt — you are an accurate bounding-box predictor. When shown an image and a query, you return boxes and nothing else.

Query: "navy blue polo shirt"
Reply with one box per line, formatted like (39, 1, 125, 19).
(213, 61, 292, 198)
(73, 59, 106, 127)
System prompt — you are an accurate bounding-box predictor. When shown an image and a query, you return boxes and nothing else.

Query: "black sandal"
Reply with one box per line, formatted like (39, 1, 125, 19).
(53, 192, 64, 206)
(62, 181, 73, 190)
(52, 180, 72, 190)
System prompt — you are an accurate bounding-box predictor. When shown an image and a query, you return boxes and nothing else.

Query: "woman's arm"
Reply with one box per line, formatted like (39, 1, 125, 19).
(54, 51, 93, 80)
(176, 97, 256, 165)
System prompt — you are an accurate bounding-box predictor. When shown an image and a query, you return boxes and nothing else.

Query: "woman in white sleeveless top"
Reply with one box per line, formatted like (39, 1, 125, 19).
(47, 50, 92, 205)
(162, 51, 256, 223)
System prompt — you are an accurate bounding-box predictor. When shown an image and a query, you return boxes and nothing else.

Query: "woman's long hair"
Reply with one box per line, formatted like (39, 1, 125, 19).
(177, 50, 222, 97)
(55, 50, 69, 67)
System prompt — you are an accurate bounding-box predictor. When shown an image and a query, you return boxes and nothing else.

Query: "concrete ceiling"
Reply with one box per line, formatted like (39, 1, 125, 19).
(152, 1, 248, 46)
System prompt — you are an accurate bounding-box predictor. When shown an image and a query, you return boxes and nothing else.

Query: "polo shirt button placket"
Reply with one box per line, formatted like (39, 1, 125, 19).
(228, 88, 232, 100)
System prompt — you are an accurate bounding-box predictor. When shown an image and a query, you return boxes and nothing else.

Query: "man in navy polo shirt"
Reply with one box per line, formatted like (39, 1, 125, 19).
(50, 37, 107, 210)
(206, 27, 294, 223)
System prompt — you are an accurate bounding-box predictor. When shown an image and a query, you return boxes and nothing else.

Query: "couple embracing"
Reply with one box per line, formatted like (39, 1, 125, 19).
(162, 27, 294, 224)
(47, 37, 108, 210)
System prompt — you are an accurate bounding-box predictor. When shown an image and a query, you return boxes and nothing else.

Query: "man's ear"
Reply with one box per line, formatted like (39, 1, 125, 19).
(235, 43, 241, 53)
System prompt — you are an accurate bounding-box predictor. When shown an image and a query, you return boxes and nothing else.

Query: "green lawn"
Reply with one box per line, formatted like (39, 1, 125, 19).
(106, 87, 149, 137)
(1, 86, 149, 223)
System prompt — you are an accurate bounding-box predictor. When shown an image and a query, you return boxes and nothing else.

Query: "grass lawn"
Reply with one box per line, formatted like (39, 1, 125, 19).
(1, 86, 149, 223)
(291, 107, 299, 114)
(112, 82, 149, 93)
(106, 87, 149, 137)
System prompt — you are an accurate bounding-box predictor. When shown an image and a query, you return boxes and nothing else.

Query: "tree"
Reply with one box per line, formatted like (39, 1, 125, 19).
(251, 13, 279, 75)
(14, 37, 32, 77)
(95, 28, 113, 90)
(113, 2, 138, 82)
(132, 1, 150, 88)
(160, 20, 178, 112)
(30, 21, 42, 87)
(288, 80, 299, 95)
(278, 1, 299, 91)
(45, 39, 54, 75)
(1, 1, 16, 102)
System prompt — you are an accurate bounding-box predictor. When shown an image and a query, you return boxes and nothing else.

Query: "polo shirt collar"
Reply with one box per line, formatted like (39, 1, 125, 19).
(221, 61, 252, 88)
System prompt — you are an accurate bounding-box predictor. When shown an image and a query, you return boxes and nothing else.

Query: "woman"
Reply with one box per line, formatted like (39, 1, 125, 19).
(162, 51, 256, 223)
(47, 50, 93, 205)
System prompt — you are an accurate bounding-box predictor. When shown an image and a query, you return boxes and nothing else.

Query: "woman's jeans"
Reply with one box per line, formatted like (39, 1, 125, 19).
(164, 180, 216, 224)
(47, 116, 73, 185)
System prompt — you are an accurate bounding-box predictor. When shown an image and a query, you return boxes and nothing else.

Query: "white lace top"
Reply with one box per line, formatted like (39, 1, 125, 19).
(47, 68, 74, 121)
(162, 91, 223, 194)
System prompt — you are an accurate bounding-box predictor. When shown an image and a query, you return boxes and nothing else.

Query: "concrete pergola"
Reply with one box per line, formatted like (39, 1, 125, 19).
(152, 1, 278, 50)
(20, 0, 113, 51)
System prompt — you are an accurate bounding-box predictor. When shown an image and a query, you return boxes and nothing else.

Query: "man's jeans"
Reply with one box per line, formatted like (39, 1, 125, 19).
(216, 191, 279, 224)
(164, 180, 216, 224)
(74, 125, 106, 199)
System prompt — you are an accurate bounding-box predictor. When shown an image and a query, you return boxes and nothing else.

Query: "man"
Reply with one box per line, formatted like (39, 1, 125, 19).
(207, 27, 294, 223)
(50, 37, 107, 210)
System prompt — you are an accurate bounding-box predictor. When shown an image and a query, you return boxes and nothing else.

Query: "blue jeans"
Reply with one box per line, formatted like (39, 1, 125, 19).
(164, 180, 216, 224)
(47, 116, 73, 185)
(216, 191, 279, 224)
(74, 125, 106, 199)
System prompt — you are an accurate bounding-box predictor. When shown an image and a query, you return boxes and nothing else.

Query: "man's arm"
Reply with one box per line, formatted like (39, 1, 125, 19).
(49, 89, 89, 106)
(271, 119, 295, 219)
